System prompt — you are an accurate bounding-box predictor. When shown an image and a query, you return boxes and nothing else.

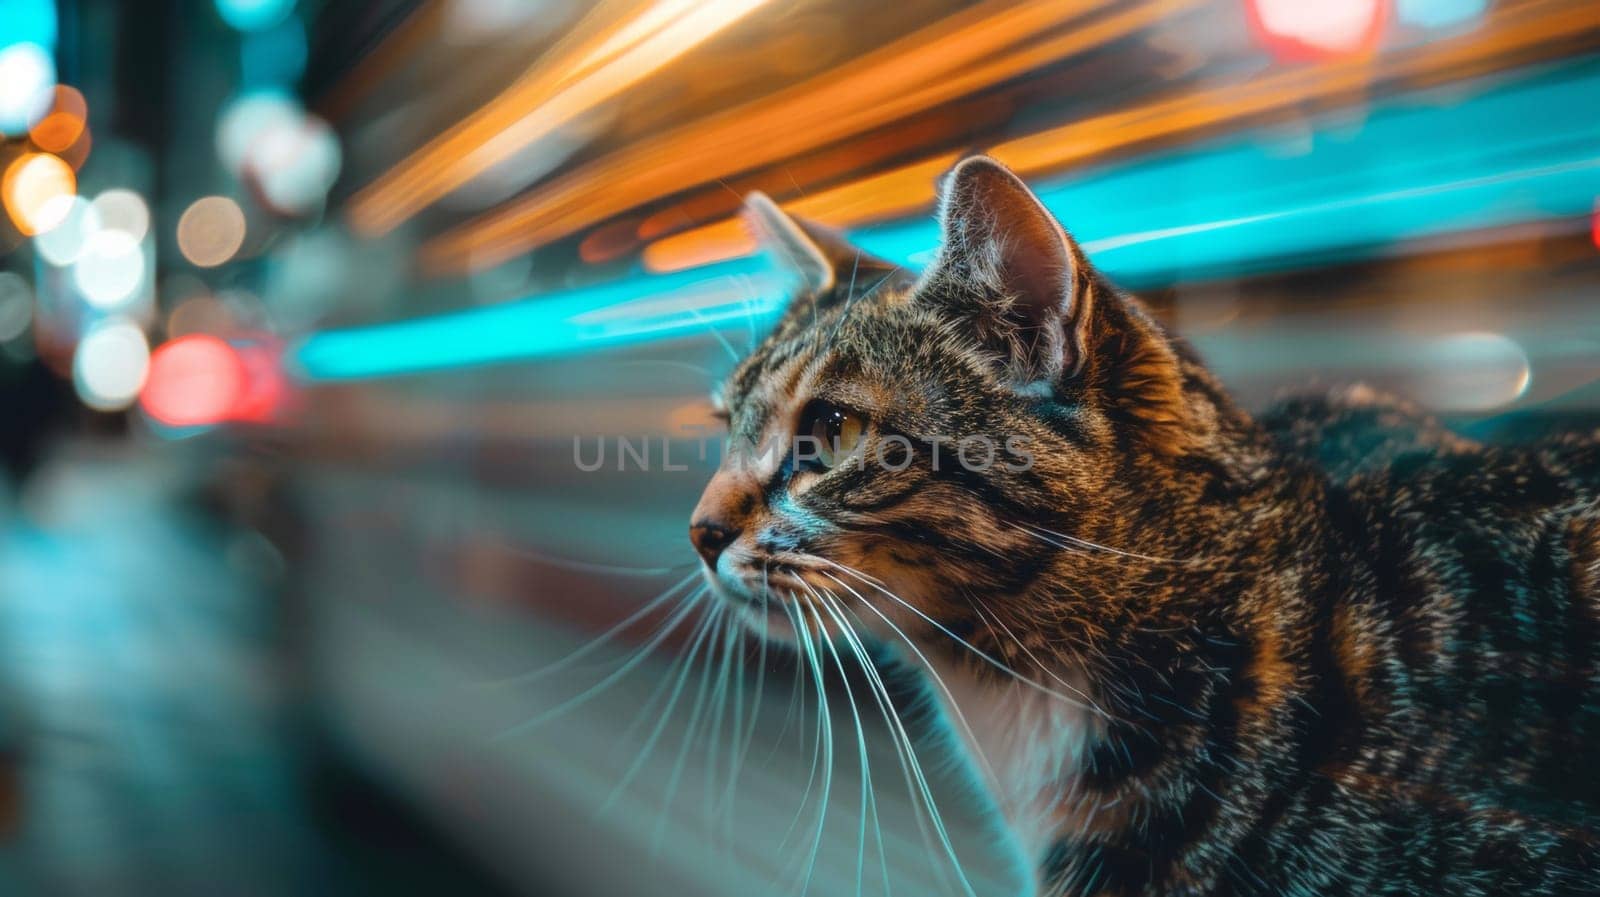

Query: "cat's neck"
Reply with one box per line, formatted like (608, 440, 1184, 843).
(917, 645, 1104, 872)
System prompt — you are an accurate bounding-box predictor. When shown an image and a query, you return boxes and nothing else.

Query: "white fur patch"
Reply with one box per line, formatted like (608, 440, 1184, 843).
(919, 648, 1096, 873)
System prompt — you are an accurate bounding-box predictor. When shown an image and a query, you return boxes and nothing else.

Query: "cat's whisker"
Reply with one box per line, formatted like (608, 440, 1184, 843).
(815, 571, 1001, 787)
(493, 591, 707, 739)
(701, 609, 740, 826)
(601, 603, 725, 811)
(684, 302, 742, 364)
(651, 604, 732, 853)
(963, 591, 1109, 757)
(819, 561, 1111, 721)
(478, 571, 702, 688)
(802, 594, 878, 897)
(806, 588, 940, 897)
(776, 597, 824, 855)
(1017, 520, 1188, 566)
(787, 597, 837, 897)
(812, 585, 979, 897)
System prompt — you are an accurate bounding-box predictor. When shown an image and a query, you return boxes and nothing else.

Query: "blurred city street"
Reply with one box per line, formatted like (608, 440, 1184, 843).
(1, 0, 1598, 894)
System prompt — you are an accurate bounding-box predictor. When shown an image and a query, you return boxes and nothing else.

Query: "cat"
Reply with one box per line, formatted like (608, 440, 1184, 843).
(688, 154, 1600, 896)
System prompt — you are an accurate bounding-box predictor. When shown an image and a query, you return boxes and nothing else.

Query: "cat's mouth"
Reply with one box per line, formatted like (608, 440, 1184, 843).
(702, 556, 846, 638)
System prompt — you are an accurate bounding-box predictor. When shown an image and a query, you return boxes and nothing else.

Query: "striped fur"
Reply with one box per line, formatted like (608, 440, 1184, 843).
(692, 156, 1600, 895)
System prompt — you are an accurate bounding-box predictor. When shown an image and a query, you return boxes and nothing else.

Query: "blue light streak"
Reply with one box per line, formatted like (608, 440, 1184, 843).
(294, 60, 1600, 383)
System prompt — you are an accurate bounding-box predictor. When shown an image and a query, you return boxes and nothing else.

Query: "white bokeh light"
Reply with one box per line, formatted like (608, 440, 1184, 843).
(73, 229, 146, 309)
(216, 91, 301, 175)
(34, 195, 100, 266)
(0, 272, 34, 342)
(248, 112, 342, 215)
(73, 318, 150, 411)
(0, 43, 56, 136)
(90, 188, 151, 242)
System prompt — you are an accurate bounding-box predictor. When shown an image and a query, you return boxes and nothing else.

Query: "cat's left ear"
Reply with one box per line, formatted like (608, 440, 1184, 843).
(924, 156, 1191, 450)
(923, 156, 1093, 383)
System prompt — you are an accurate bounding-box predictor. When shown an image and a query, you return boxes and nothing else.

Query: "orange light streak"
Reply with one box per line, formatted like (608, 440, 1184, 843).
(348, 0, 771, 236)
(419, 0, 1196, 274)
(640, 0, 1600, 273)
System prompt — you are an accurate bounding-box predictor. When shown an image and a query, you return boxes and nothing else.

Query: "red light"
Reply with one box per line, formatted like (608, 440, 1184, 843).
(1591, 199, 1599, 252)
(139, 335, 247, 427)
(1246, 0, 1387, 63)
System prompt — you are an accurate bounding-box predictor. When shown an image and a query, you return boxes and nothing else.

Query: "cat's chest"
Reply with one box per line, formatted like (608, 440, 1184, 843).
(921, 651, 1097, 865)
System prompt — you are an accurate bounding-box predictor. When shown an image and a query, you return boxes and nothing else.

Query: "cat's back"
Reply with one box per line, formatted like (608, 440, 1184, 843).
(1266, 387, 1600, 878)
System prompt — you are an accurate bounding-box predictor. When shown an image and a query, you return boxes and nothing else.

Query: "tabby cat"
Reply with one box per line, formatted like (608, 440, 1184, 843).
(688, 155, 1600, 896)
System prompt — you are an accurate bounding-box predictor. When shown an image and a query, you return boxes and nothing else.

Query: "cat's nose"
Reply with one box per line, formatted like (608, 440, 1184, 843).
(690, 520, 738, 567)
(690, 471, 755, 568)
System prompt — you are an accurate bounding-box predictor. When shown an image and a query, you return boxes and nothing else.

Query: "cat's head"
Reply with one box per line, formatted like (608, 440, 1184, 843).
(690, 156, 1245, 653)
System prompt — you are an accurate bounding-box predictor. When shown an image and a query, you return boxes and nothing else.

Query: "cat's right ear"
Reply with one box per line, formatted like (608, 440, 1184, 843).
(741, 192, 897, 296)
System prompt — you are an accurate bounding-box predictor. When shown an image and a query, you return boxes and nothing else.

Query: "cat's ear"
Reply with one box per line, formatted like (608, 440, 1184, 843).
(924, 156, 1092, 382)
(925, 156, 1191, 450)
(742, 192, 896, 295)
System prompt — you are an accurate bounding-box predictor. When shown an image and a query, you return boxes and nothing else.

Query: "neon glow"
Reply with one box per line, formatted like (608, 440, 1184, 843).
(295, 60, 1600, 382)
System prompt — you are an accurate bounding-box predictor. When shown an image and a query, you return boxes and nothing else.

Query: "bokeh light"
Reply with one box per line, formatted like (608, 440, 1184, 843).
(166, 290, 235, 338)
(1247, 0, 1386, 61)
(246, 112, 341, 216)
(214, 0, 296, 32)
(1412, 331, 1532, 412)
(216, 90, 301, 175)
(177, 196, 248, 267)
(27, 84, 87, 152)
(73, 229, 146, 309)
(0, 272, 34, 342)
(0, 41, 56, 135)
(2, 152, 76, 235)
(140, 334, 247, 427)
(73, 318, 150, 411)
(33, 194, 100, 266)
(90, 188, 151, 242)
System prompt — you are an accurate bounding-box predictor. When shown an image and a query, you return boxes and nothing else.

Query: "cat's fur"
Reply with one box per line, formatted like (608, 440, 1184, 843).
(689, 156, 1600, 895)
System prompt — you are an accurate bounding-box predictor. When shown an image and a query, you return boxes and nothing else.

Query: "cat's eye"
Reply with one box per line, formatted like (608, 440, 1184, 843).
(799, 400, 866, 470)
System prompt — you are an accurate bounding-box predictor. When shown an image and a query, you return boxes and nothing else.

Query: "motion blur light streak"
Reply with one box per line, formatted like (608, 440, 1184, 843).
(177, 196, 248, 267)
(73, 318, 150, 412)
(417, 0, 1188, 272)
(348, 0, 775, 236)
(2, 152, 75, 235)
(298, 59, 1600, 382)
(641, 0, 1594, 274)
(141, 335, 248, 427)
(642, 153, 962, 273)
(292, 258, 786, 380)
